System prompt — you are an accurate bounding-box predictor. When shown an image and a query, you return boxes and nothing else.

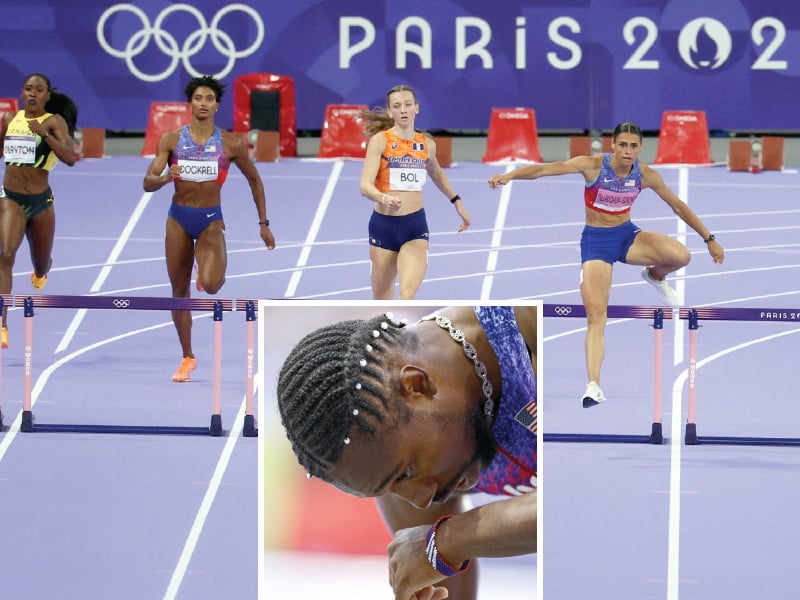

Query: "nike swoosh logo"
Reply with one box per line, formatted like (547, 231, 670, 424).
(603, 178, 615, 182)
(206, 212, 217, 218)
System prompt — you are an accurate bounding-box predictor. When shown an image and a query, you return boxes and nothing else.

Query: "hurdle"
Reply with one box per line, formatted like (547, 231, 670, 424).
(682, 306, 800, 447)
(15, 294, 236, 436)
(0, 295, 5, 430)
(543, 303, 668, 444)
(237, 299, 258, 437)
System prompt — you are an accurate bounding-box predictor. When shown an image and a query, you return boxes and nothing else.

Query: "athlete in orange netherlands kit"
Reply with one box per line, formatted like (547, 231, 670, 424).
(359, 85, 471, 300)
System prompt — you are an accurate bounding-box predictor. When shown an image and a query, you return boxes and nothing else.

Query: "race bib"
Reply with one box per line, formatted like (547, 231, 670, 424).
(4, 135, 37, 164)
(389, 167, 426, 191)
(177, 158, 219, 182)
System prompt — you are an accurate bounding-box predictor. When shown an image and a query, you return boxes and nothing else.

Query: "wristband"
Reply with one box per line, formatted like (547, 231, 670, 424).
(424, 515, 471, 577)
(450, 194, 461, 204)
(703, 233, 715, 244)
(259, 220, 270, 227)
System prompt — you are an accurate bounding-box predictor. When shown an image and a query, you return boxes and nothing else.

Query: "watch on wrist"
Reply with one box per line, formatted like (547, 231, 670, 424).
(704, 234, 715, 244)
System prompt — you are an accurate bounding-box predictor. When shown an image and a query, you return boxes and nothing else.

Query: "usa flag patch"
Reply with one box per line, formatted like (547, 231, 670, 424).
(412, 142, 425, 151)
(514, 400, 536, 434)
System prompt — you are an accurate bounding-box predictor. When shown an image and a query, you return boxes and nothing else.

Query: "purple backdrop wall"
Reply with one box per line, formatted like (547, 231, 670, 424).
(1, 0, 797, 132)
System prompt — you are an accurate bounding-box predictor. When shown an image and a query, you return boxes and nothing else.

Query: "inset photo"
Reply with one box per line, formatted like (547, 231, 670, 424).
(258, 301, 539, 599)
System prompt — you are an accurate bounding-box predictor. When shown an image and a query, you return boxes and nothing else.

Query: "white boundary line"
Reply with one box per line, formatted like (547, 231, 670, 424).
(481, 165, 514, 300)
(666, 326, 800, 600)
(55, 191, 153, 353)
(163, 387, 251, 600)
(0, 313, 244, 600)
(665, 166, 689, 599)
(284, 160, 343, 297)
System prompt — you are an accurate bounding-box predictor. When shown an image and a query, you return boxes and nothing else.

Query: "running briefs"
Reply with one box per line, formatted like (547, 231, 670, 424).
(168, 203, 224, 240)
(2, 186, 54, 221)
(368, 207, 429, 252)
(580, 220, 642, 264)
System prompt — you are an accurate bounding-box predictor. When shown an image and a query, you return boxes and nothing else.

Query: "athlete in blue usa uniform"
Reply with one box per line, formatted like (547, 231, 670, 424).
(489, 121, 725, 408)
(473, 306, 536, 496)
(144, 75, 276, 382)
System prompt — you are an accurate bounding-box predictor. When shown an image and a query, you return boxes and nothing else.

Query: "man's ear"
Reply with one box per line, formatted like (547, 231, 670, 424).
(399, 364, 436, 398)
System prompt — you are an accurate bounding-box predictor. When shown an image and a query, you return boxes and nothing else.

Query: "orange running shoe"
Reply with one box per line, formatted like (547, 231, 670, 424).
(172, 357, 197, 382)
(31, 271, 47, 290)
(1, 326, 7, 349)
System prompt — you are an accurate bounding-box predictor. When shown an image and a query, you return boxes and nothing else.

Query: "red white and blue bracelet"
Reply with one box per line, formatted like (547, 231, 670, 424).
(425, 515, 471, 577)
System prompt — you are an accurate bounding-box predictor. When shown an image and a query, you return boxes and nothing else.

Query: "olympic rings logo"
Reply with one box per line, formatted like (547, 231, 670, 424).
(113, 299, 132, 308)
(553, 306, 572, 316)
(96, 3, 265, 82)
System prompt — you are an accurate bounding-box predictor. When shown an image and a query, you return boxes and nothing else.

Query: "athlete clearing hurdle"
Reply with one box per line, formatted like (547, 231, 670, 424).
(488, 121, 724, 408)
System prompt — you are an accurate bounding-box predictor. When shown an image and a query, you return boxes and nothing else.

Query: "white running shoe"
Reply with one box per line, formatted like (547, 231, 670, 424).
(582, 381, 606, 408)
(641, 267, 680, 307)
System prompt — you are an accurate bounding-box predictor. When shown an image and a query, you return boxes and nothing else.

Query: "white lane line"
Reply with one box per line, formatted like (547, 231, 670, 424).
(163, 384, 252, 600)
(674, 167, 689, 366)
(55, 191, 153, 353)
(0, 316, 178, 462)
(481, 165, 514, 300)
(0, 313, 246, 600)
(666, 325, 800, 600)
(284, 160, 343, 297)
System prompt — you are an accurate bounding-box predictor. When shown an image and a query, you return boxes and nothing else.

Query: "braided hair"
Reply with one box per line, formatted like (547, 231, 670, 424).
(25, 73, 78, 137)
(277, 313, 414, 481)
(359, 84, 417, 138)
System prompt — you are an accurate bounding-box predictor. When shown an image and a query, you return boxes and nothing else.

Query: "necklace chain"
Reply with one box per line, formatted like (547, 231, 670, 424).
(422, 314, 494, 420)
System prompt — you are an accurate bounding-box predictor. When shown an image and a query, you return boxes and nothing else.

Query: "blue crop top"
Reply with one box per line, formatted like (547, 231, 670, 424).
(170, 125, 229, 184)
(474, 306, 537, 496)
(584, 153, 642, 216)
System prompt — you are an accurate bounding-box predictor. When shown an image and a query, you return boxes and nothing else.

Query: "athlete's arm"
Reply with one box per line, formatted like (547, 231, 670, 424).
(387, 493, 536, 600)
(28, 114, 76, 167)
(425, 137, 471, 232)
(642, 164, 724, 264)
(226, 132, 275, 249)
(488, 155, 597, 188)
(359, 133, 401, 211)
(143, 130, 180, 192)
(378, 493, 477, 600)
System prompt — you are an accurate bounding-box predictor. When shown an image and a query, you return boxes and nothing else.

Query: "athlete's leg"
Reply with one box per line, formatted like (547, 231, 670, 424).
(26, 205, 55, 280)
(625, 230, 691, 279)
(166, 216, 196, 360)
(194, 220, 227, 294)
(0, 199, 29, 330)
(580, 259, 613, 384)
(370, 245, 399, 300)
(396, 239, 428, 300)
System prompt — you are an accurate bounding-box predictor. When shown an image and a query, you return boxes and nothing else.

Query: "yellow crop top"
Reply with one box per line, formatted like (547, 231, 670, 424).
(4, 110, 58, 171)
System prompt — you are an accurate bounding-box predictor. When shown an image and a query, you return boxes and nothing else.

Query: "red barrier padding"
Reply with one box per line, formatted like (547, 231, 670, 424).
(0, 97, 19, 123)
(433, 135, 453, 168)
(232, 73, 297, 157)
(653, 110, 712, 165)
(293, 475, 391, 555)
(141, 102, 192, 156)
(80, 127, 106, 159)
(727, 141, 751, 171)
(482, 107, 543, 163)
(761, 136, 784, 171)
(317, 104, 368, 159)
